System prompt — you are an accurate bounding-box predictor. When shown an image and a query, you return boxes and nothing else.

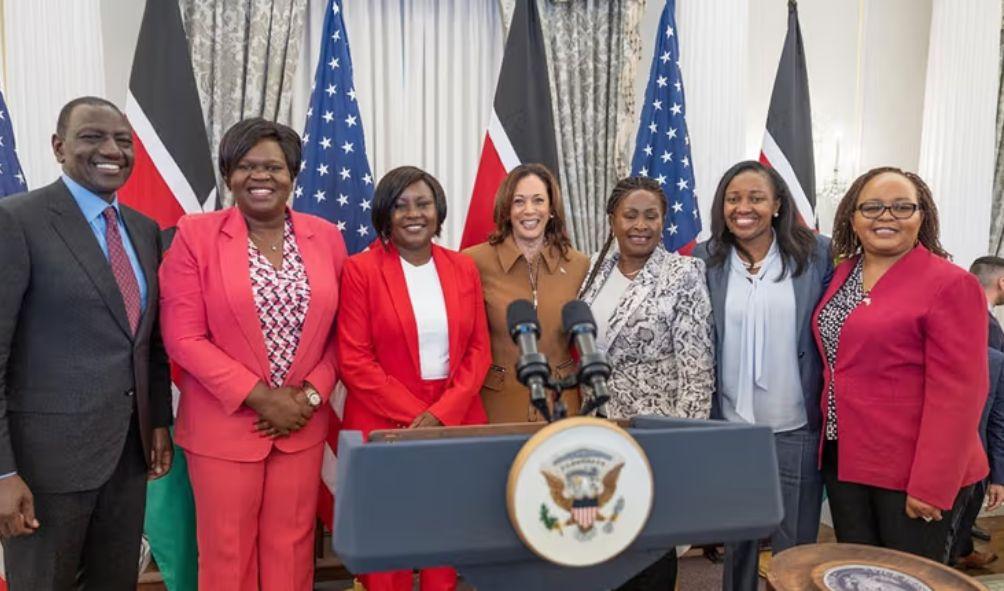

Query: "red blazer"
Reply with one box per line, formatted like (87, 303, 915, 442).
(160, 207, 347, 461)
(812, 246, 988, 509)
(337, 242, 490, 434)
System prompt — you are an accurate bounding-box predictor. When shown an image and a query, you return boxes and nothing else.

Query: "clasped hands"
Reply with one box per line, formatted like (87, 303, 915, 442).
(246, 383, 317, 439)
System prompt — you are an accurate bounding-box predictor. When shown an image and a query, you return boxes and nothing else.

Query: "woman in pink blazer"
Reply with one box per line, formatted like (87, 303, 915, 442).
(337, 166, 490, 591)
(813, 166, 988, 562)
(160, 119, 347, 590)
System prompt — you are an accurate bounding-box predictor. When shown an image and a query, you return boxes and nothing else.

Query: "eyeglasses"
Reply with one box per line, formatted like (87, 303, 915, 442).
(855, 201, 921, 220)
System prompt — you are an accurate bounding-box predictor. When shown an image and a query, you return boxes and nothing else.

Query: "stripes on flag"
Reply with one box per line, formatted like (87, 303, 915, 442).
(459, 0, 558, 249)
(759, 0, 816, 228)
(293, 0, 374, 531)
(629, 0, 701, 253)
(118, 0, 216, 224)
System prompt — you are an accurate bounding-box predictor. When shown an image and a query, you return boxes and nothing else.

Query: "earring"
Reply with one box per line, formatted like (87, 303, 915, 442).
(773, 212, 779, 218)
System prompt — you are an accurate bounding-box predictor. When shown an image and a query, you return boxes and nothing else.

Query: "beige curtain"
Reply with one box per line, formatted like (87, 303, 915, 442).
(991, 3, 1004, 255)
(181, 0, 307, 204)
(499, 0, 645, 253)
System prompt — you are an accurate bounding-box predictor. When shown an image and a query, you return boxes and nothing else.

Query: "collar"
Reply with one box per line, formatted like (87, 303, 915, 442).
(496, 234, 562, 274)
(62, 175, 119, 223)
(729, 232, 779, 276)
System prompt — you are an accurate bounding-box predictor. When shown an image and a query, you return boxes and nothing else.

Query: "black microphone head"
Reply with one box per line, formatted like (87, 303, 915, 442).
(506, 299, 539, 342)
(561, 300, 596, 335)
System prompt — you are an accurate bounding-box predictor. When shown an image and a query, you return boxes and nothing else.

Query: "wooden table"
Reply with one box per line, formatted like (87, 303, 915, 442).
(766, 543, 987, 590)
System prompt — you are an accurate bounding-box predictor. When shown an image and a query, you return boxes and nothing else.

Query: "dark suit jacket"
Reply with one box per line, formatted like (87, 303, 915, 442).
(984, 348, 1004, 484)
(990, 312, 1004, 352)
(693, 234, 833, 431)
(0, 180, 171, 494)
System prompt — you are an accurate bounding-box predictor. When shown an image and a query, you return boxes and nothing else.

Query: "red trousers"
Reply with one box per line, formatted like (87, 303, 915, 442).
(351, 379, 459, 591)
(359, 567, 457, 591)
(185, 443, 324, 591)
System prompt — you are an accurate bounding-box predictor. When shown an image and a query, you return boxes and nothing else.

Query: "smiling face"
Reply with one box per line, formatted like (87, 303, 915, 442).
(52, 103, 134, 200)
(509, 174, 550, 245)
(611, 189, 664, 261)
(851, 172, 922, 259)
(390, 180, 438, 253)
(722, 170, 780, 246)
(228, 139, 292, 223)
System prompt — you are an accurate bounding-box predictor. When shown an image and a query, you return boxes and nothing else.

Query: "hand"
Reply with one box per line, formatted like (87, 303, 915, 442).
(249, 386, 315, 438)
(0, 475, 38, 538)
(987, 484, 1004, 511)
(409, 411, 443, 429)
(147, 427, 173, 480)
(905, 495, 943, 522)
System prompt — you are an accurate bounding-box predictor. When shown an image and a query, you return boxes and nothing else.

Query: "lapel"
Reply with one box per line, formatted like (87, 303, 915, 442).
(47, 181, 133, 338)
(218, 207, 272, 378)
(120, 205, 158, 340)
(705, 245, 729, 351)
(792, 254, 815, 340)
(379, 243, 422, 377)
(432, 245, 462, 378)
(605, 248, 661, 348)
(816, 255, 857, 318)
(285, 212, 332, 382)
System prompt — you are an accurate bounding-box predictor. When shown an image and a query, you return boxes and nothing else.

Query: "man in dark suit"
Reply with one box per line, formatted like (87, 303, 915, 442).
(952, 256, 1004, 568)
(0, 96, 173, 589)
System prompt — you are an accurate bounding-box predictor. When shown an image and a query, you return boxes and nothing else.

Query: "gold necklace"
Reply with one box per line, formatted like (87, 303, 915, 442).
(527, 256, 541, 308)
(250, 231, 283, 252)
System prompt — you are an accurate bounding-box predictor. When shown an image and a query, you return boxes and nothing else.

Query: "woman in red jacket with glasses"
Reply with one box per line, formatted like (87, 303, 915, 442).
(814, 166, 988, 562)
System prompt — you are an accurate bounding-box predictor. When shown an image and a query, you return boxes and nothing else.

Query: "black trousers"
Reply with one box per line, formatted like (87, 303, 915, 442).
(951, 477, 987, 561)
(615, 549, 677, 591)
(821, 442, 971, 563)
(2, 418, 148, 591)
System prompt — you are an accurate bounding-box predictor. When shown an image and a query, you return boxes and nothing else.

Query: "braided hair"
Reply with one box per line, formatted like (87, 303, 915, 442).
(578, 177, 667, 297)
(831, 166, 948, 261)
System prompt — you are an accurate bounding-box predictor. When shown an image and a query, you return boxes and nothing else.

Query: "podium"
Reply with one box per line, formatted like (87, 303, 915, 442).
(333, 416, 783, 591)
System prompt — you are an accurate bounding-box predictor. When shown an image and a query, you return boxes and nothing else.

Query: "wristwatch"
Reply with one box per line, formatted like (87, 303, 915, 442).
(304, 385, 322, 408)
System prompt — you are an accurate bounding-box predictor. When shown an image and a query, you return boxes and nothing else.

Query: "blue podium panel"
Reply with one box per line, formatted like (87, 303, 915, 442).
(333, 416, 782, 591)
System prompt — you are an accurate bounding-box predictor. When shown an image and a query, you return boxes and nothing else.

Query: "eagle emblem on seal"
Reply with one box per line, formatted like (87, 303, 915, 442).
(539, 447, 626, 535)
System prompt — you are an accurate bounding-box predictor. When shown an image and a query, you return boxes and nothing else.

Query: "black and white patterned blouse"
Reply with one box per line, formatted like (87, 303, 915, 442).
(817, 259, 867, 441)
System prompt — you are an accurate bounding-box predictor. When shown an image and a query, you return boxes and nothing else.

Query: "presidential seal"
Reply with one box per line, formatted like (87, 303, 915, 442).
(506, 417, 654, 567)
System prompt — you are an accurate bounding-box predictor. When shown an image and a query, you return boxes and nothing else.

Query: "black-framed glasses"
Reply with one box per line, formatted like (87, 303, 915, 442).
(855, 201, 921, 220)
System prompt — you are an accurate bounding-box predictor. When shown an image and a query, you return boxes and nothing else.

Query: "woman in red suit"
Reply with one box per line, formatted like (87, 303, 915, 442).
(814, 166, 988, 562)
(160, 118, 347, 590)
(337, 166, 490, 591)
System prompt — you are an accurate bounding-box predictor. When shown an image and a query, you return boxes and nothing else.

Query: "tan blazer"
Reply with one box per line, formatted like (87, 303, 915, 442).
(463, 236, 590, 422)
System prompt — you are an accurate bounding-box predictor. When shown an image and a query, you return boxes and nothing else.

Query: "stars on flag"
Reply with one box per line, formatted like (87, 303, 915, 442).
(628, 0, 700, 251)
(292, 0, 376, 253)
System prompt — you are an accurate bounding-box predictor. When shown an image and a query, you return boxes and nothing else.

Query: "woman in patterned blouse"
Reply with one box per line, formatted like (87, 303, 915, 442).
(578, 176, 714, 590)
(160, 119, 347, 591)
(693, 161, 833, 591)
(813, 166, 988, 562)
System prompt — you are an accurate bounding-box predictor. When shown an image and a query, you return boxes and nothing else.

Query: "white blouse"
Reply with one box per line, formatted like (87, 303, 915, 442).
(590, 265, 633, 352)
(401, 256, 450, 380)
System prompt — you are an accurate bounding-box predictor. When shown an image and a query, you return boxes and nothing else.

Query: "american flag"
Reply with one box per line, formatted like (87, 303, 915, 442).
(0, 89, 26, 198)
(629, 0, 700, 253)
(293, 0, 374, 255)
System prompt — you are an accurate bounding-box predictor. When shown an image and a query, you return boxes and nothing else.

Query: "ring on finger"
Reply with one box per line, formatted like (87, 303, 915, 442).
(922, 515, 933, 522)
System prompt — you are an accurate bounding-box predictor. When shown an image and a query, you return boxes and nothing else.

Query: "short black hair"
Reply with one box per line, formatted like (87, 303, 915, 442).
(56, 96, 123, 137)
(971, 256, 1004, 287)
(371, 166, 447, 241)
(218, 118, 302, 182)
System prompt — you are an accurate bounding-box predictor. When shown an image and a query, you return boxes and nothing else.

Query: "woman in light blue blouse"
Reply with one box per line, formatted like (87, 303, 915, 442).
(693, 160, 833, 591)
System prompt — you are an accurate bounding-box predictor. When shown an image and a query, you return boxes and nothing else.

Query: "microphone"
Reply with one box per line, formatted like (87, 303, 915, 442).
(561, 300, 612, 415)
(506, 299, 552, 421)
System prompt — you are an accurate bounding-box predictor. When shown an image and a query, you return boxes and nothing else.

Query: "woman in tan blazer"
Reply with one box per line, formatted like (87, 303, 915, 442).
(463, 163, 589, 423)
